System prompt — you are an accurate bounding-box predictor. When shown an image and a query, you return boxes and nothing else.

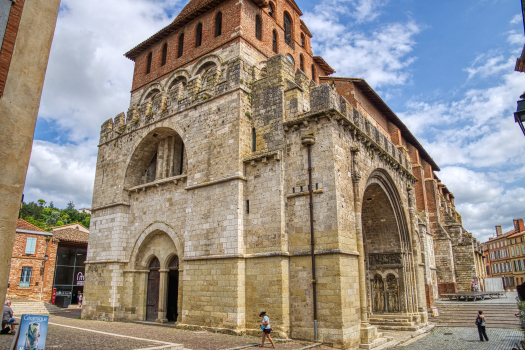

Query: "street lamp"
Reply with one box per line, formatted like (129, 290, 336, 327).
(514, 92, 525, 136)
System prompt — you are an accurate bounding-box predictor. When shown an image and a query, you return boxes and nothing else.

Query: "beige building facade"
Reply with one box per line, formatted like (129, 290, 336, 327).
(83, 0, 484, 348)
(0, 0, 61, 308)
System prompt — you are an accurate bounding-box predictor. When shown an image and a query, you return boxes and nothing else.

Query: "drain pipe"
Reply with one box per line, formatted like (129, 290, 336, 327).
(302, 134, 317, 342)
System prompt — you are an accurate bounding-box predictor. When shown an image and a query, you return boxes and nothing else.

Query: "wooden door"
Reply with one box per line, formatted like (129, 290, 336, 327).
(147, 264, 160, 321)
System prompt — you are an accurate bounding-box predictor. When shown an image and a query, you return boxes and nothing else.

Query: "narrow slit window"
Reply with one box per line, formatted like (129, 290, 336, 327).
(252, 128, 256, 152)
(215, 12, 222, 37)
(196, 23, 202, 47)
(161, 43, 168, 66)
(256, 15, 262, 40)
(300, 54, 304, 72)
(146, 52, 152, 74)
(246, 200, 250, 214)
(311, 65, 315, 81)
(301, 33, 305, 47)
(269, 2, 274, 17)
(178, 33, 184, 58)
(272, 30, 278, 53)
(284, 12, 292, 46)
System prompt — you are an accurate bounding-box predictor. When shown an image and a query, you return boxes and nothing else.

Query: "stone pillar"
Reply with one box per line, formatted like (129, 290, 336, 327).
(0, 0, 61, 309)
(351, 147, 378, 346)
(156, 269, 169, 323)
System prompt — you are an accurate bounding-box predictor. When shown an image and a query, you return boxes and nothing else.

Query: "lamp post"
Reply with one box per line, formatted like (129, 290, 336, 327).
(515, 93, 525, 136)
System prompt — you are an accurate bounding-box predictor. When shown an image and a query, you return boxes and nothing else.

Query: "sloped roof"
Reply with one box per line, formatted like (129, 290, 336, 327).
(16, 219, 47, 233)
(125, 0, 269, 60)
(52, 222, 89, 231)
(322, 77, 440, 171)
(53, 228, 89, 244)
(313, 56, 335, 75)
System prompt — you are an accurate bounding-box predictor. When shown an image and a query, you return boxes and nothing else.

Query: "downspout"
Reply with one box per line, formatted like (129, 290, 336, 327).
(302, 134, 317, 342)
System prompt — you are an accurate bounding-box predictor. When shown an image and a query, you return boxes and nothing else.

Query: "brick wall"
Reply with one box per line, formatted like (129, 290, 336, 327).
(0, 0, 25, 97)
(6, 232, 57, 302)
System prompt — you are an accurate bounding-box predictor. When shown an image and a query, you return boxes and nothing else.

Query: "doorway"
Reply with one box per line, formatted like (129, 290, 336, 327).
(166, 256, 179, 322)
(146, 257, 160, 321)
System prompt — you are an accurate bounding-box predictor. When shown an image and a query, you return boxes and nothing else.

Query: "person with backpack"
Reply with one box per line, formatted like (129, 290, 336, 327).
(475, 310, 489, 341)
(259, 311, 275, 348)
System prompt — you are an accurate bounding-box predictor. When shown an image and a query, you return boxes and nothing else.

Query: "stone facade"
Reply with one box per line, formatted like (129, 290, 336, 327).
(83, 0, 483, 348)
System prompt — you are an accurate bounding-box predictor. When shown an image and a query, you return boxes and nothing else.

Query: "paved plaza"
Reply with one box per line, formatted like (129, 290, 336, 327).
(0, 310, 333, 350)
(395, 326, 525, 350)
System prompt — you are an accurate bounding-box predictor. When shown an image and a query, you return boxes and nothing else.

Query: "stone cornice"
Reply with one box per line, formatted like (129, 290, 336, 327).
(282, 108, 418, 183)
(184, 175, 247, 190)
(182, 248, 360, 261)
(91, 202, 130, 212)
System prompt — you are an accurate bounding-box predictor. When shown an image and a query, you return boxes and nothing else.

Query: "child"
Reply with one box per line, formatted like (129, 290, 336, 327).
(259, 311, 275, 348)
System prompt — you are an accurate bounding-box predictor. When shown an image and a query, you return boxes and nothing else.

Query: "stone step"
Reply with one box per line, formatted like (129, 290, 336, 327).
(360, 337, 391, 350)
(369, 314, 413, 320)
(374, 325, 420, 331)
(370, 317, 414, 323)
(369, 321, 415, 327)
(10, 301, 65, 316)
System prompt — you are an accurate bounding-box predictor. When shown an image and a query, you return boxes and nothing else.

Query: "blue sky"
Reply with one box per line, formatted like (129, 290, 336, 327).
(25, 0, 525, 242)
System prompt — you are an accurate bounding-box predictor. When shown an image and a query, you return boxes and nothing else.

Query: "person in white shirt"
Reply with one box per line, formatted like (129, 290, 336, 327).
(259, 311, 275, 348)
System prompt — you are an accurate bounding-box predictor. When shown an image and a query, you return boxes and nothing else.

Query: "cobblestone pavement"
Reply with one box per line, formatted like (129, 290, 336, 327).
(0, 310, 333, 350)
(394, 326, 525, 350)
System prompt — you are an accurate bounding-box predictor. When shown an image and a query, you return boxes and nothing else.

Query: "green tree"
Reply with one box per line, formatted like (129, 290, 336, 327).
(60, 214, 70, 224)
(46, 212, 60, 227)
(37, 199, 46, 207)
(66, 201, 75, 210)
(55, 220, 64, 226)
(81, 217, 90, 228)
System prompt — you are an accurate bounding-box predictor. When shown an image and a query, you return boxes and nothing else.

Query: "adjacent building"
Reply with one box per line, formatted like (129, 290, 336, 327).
(483, 219, 525, 290)
(6, 219, 55, 301)
(6, 219, 89, 304)
(83, 0, 484, 347)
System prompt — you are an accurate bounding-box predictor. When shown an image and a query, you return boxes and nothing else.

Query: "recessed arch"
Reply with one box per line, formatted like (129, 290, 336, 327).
(191, 54, 222, 77)
(139, 82, 164, 105)
(124, 127, 187, 189)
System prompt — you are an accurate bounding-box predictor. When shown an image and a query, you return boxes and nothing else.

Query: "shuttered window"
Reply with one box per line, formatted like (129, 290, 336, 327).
(25, 237, 37, 254)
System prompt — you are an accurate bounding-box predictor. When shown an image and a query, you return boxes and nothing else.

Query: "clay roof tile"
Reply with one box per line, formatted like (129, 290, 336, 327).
(52, 228, 89, 244)
(16, 219, 48, 233)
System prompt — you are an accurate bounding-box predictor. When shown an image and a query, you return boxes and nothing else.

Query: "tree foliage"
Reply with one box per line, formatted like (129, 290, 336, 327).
(19, 200, 90, 232)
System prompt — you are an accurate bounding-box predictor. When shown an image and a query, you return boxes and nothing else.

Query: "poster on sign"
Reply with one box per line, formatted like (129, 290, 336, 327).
(10, 315, 49, 350)
(432, 308, 439, 317)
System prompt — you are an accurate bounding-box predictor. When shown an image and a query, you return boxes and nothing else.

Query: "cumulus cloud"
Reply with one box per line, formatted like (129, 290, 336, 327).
(24, 0, 182, 206)
(24, 140, 97, 208)
(303, 5, 420, 88)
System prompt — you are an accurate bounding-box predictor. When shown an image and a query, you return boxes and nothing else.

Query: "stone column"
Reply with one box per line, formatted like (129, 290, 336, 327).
(156, 269, 169, 323)
(351, 147, 377, 346)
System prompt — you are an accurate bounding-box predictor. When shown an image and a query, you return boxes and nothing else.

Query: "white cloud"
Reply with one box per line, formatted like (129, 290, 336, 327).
(24, 140, 98, 208)
(511, 14, 522, 24)
(303, 4, 420, 88)
(464, 54, 514, 79)
(507, 30, 525, 46)
(24, 0, 182, 207)
(38, 0, 181, 143)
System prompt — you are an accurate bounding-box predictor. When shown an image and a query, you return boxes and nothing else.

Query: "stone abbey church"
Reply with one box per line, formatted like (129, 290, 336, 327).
(83, 0, 485, 348)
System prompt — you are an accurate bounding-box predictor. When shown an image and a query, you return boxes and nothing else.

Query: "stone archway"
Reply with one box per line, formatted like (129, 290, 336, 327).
(361, 170, 416, 316)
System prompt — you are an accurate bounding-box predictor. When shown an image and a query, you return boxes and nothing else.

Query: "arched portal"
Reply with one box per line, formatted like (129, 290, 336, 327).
(361, 170, 415, 315)
(166, 255, 179, 322)
(146, 257, 160, 321)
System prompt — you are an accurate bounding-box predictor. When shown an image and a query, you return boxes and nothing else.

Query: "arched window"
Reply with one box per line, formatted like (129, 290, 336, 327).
(300, 54, 304, 72)
(272, 30, 278, 53)
(286, 54, 294, 67)
(178, 33, 184, 58)
(161, 43, 168, 66)
(146, 52, 152, 74)
(195, 23, 202, 47)
(311, 64, 315, 81)
(284, 12, 292, 46)
(269, 2, 275, 18)
(301, 33, 305, 47)
(255, 15, 262, 41)
(215, 12, 222, 37)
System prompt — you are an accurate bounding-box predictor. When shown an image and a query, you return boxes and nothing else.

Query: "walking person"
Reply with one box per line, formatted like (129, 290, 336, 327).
(78, 292, 83, 308)
(476, 310, 489, 342)
(259, 311, 275, 348)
